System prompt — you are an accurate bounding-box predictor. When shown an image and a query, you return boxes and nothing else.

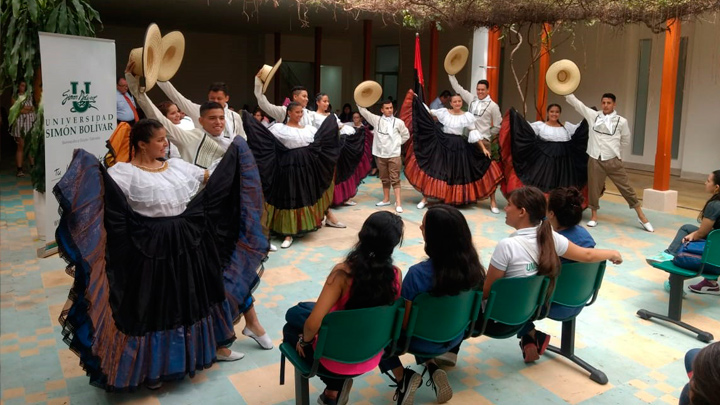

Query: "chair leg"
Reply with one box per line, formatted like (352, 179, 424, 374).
(545, 320, 608, 385)
(294, 367, 310, 405)
(636, 274, 714, 343)
(280, 353, 286, 385)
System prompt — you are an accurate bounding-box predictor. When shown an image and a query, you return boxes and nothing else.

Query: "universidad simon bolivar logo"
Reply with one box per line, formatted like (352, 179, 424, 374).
(61, 81, 98, 113)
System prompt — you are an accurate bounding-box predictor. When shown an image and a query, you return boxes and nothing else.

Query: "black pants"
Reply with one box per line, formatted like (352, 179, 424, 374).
(283, 302, 349, 391)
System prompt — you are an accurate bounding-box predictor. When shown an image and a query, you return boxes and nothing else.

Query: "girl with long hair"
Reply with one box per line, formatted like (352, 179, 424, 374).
(647, 170, 720, 294)
(283, 211, 405, 405)
(379, 205, 485, 405)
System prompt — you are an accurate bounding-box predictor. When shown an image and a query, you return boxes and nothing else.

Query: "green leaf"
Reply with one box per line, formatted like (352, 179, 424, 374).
(70, 0, 86, 21)
(7, 94, 26, 126)
(27, 0, 38, 21)
(11, 0, 20, 17)
(58, 2, 68, 34)
(45, 6, 59, 32)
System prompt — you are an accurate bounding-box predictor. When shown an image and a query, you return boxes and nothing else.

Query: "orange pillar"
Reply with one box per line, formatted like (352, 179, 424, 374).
(428, 24, 439, 101)
(653, 19, 681, 191)
(487, 27, 501, 101)
(363, 20, 372, 81)
(536, 23, 552, 121)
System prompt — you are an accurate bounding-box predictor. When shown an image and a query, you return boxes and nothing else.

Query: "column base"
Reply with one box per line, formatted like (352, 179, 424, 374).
(643, 188, 678, 212)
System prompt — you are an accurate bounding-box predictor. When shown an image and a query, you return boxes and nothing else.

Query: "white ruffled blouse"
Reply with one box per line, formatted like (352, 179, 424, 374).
(307, 111, 356, 135)
(528, 121, 580, 142)
(269, 124, 317, 149)
(107, 158, 207, 218)
(430, 108, 483, 143)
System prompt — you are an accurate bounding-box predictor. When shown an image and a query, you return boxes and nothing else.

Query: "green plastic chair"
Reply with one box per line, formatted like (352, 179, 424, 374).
(279, 299, 405, 405)
(543, 261, 608, 384)
(473, 276, 550, 339)
(638, 229, 720, 343)
(399, 290, 483, 357)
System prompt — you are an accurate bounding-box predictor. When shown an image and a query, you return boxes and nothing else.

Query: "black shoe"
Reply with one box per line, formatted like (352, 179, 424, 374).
(317, 393, 337, 405)
(392, 367, 422, 405)
(426, 363, 452, 403)
(16, 168, 25, 177)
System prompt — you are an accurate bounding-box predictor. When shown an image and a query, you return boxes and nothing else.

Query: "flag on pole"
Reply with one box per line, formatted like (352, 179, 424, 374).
(414, 33, 425, 102)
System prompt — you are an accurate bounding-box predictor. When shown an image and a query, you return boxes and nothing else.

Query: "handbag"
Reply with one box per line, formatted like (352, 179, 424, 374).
(672, 240, 720, 274)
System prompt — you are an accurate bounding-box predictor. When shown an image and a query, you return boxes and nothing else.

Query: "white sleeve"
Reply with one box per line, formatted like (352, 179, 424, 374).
(553, 232, 570, 256)
(564, 94, 597, 123)
(168, 143, 181, 159)
(230, 110, 247, 140)
(468, 130, 482, 143)
(156, 81, 201, 123)
(254, 77, 287, 122)
(358, 106, 380, 128)
(448, 75, 474, 105)
(619, 118, 631, 149)
(489, 239, 512, 272)
(564, 121, 580, 136)
(489, 102, 502, 136)
(397, 120, 410, 144)
(529, 121, 543, 135)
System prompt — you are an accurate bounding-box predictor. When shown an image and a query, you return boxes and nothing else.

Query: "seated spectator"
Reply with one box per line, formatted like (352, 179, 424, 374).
(379, 205, 485, 404)
(679, 342, 720, 405)
(516, 187, 595, 362)
(282, 211, 405, 405)
(647, 170, 720, 294)
(339, 103, 353, 123)
(429, 90, 452, 110)
(446, 187, 622, 363)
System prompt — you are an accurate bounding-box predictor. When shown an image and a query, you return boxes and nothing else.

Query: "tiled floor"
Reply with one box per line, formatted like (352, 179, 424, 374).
(1, 167, 718, 405)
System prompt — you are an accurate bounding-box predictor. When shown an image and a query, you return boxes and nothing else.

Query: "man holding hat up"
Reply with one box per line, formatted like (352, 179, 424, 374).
(565, 92, 653, 232)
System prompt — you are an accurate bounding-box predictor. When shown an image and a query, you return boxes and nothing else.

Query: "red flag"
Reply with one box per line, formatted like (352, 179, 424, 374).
(414, 33, 425, 101)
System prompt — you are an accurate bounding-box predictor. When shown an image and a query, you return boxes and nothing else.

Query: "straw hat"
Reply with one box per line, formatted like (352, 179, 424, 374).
(157, 31, 185, 82)
(545, 59, 581, 96)
(257, 59, 282, 94)
(444, 45, 469, 75)
(354, 81, 383, 108)
(129, 23, 162, 91)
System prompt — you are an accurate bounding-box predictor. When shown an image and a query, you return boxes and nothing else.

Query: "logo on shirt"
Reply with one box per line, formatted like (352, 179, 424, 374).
(61, 82, 98, 113)
(525, 263, 537, 272)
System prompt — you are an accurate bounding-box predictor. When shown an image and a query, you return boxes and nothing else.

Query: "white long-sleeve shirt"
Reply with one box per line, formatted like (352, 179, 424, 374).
(269, 124, 317, 149)
(565, 94, 630, 160)
(528, 121, 580, 142)
(449, 75, 502, 139)
(156, 81, 246, 140)
(428, 107, 482, 143)
(357, 107, 409, 158)
(253, 77, 314, 127)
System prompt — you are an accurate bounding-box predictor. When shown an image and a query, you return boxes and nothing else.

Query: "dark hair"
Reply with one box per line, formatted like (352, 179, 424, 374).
(342, 103, 352, 112)
(548, 187, 584, 229)
(476, 79, 490, 89)
(128, 119, 164, 162)
(199, 101, 224, 116)
(156, 101, 177, 117)
(547, 103, 562, 114)
(508, 187, 561, 296)
(283, 101, 304, 123)
(342, 211, 404, 310)
(690, 342, 720, 405)
(290, 85, 307, 99)
(424, 205, 485, 296)
(313, 92, 328, 112)
(208, 82, 228, 95)
(699, 170, 720, 223)
(381, 99, 394, 107)
(601, 93, 616, 102)
(253, 106, 265, 117)
(439, 90, 452, 98)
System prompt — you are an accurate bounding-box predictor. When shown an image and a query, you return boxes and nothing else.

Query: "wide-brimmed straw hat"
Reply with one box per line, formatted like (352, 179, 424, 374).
(129, 23, 162, 91)
(157, 31, 185, 82)
(257, 59, 282, 94)
(444, 45, 469, 75)
(354, 81, 382, 108)
(546, 59, 581, 96)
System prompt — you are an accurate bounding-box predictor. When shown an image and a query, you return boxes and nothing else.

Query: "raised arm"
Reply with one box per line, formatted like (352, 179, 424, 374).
(564, 94, 597, 123)
(357, 106, 381, 128)
(155, 81, 201, 123)
(448, 74, 474, 105)
(253, 76, 287, 123)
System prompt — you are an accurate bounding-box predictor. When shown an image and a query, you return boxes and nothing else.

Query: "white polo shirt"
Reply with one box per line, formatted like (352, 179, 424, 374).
(490, 225, 570, 278)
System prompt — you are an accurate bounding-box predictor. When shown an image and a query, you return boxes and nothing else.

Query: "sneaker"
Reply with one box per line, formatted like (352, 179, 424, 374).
(663, 280, 687, 297)
(534, 330, 551, 356)
(376, 201, 392, 207)
(646, 251, 674, 265)
(417, 201, 427, 209)
(335, 379, 354, 405)
(688, 279, 720, 295)
(490, 206, 500, 214)
(434, 352, 457, 367)
(396, 205, 404, 214)
(426, 364, 452, 403)
(281, 237, 293, 249)
(586, 220, 598, 227)
(269, 244, 278, 252)
(393, 368, 422, 405)
(520, 334, 539, 363)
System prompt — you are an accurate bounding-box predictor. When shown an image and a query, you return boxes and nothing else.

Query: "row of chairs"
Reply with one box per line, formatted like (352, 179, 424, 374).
(279, 261, 608, 405)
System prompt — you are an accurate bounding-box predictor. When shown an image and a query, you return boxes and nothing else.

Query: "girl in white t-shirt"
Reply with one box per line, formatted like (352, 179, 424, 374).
(443, 186, 621, 366)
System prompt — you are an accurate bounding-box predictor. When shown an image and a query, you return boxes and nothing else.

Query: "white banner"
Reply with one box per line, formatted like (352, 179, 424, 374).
(39, 33, 116, 244)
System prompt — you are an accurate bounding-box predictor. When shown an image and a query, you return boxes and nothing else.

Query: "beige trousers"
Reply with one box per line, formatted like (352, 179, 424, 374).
(587, 156, 640, 210)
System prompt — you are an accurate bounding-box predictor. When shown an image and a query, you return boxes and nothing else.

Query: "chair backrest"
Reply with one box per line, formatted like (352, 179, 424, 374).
(550, 261, 607, 308)
(701, 229, 720, 270)
(314, 299, 405, 364)
(405, 290, 483, 344)
(483, 276, 550, 328)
